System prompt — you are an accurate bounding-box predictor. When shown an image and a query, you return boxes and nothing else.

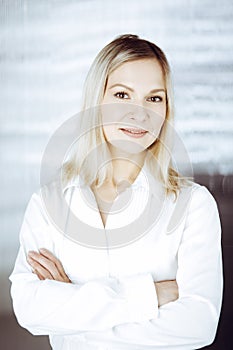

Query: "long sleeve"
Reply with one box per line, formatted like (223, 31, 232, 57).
(76, 185, 223, 350)
(9, 192, 158, 336)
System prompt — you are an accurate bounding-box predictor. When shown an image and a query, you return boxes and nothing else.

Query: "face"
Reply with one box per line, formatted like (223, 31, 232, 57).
(101, 58, 167, 155)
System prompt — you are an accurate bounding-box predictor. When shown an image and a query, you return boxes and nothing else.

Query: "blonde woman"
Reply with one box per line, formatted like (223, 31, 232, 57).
(10, 34, 223, 350)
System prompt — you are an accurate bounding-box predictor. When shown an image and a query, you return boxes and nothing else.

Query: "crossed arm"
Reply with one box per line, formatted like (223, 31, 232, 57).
(10, 186, 223, 348)
(27, 248, 179, 308)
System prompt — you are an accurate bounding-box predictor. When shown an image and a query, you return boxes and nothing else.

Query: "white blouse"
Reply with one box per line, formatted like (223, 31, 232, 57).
(9, 167, 223, 350)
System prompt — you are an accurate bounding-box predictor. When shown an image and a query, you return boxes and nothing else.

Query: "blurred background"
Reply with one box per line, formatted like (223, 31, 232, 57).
(0, 0, 232, 349)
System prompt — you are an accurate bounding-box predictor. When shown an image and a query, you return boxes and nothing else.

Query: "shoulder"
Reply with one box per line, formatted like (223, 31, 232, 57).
(169, 180, 217, 210)
(30, 178, 68, 207)
(25, 179, 66, 223)
(180, 181, 221, 237)
(184, 181, 218, 211)
(39, 178, 63, 197)
(174, 181, 220, 225)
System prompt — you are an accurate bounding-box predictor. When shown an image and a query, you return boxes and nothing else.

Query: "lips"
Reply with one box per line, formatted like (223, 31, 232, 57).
(120, 127, 148, 138)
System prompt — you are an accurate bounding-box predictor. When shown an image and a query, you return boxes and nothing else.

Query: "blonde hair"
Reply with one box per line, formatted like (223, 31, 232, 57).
(63, 34, 191, 197)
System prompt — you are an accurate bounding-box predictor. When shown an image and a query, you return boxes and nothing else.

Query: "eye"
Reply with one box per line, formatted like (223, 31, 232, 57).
(114, 91, 129, 99)
(147, 95, 163, 103)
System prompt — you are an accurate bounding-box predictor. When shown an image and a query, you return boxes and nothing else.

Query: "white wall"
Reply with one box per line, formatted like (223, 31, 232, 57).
(1, 0, 233, 312)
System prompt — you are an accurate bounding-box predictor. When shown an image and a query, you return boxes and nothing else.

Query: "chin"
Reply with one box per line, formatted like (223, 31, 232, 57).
(108, 139, 149, 155)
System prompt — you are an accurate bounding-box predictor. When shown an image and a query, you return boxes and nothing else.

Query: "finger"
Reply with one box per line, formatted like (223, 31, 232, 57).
(27, 256, 53, 280)
(34, 269, 46, 281)
(39, 248, 70, 281)
(28, 251, 62, 281)
(158, 280, 177, 287)
(39, 248, 67, 276)
(30, 265, 47, 281)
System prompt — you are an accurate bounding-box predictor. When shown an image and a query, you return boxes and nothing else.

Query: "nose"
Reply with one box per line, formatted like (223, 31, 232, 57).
(128, 104, 149, 122)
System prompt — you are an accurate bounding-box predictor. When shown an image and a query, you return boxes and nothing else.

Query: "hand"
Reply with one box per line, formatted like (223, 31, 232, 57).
(154, 280, 179, 307)
(27, 248, 71, 283)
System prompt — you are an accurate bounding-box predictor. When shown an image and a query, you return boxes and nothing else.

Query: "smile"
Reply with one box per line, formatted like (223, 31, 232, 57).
(120, 128, 148, 138)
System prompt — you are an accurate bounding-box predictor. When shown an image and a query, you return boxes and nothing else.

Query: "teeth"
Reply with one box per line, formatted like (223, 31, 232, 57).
(122, 128, 146, 134)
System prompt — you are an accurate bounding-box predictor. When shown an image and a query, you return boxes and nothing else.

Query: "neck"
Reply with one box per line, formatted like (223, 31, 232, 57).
(108, 144, 146, 185)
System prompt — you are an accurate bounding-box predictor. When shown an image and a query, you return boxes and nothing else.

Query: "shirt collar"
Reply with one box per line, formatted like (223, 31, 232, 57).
(62, 175, 83, 194)
(62, 164, 165, 198)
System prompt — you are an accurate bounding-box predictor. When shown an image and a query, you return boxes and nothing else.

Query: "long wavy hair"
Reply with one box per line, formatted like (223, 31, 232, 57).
(63, 34, 191, 197)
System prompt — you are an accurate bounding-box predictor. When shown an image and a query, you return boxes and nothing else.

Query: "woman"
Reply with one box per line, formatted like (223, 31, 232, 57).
(10, 34, 223, 350)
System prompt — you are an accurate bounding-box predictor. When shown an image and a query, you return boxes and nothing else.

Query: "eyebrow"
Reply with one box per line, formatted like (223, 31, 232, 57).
(109, 83, 166, 93)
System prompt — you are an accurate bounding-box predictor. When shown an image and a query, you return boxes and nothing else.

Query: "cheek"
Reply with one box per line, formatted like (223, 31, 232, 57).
(102, 124, 116, 142)
(101, 103, 120, 125)
(149, 111, 166, 136)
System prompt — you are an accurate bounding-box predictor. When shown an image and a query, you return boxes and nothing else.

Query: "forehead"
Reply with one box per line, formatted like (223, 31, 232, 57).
(107, 59, 165, 88)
